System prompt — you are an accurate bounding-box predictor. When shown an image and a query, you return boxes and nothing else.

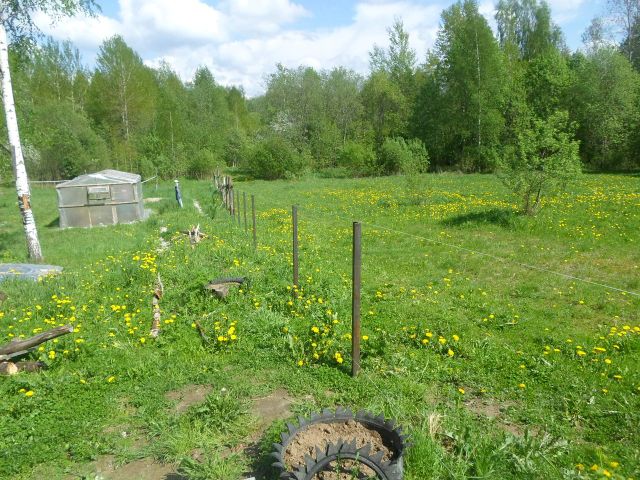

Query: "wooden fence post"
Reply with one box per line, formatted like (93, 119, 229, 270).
(251, 194, 257, 249)
(292, 205, 299, 289)
(352, 221, 362, 377)
(243, 192, 248, 232)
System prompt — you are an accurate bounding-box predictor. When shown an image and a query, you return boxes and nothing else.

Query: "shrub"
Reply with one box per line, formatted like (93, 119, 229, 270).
(336, 141, 378, 177)
(379, 137, 430, 175)
(247, 136, 305, 180)
(497, 111, 581, 215)
(188, 149, 217, 179)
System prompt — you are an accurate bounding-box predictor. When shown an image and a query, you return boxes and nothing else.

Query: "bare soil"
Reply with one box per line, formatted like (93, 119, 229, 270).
(64, 456, 185, 480)
(165, 384, 212, 414)
(465, 397, 536, 437)
(283, 420, 393, 472)
(251, 387, 294, 429)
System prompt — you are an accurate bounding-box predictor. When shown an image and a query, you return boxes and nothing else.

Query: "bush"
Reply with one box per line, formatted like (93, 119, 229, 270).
(247, 136, 306, 180)
(379, 137, 430, 175)
(188, 149, 217, 179)
(497, 111, 581, 215)
(337, 141, 378, 177)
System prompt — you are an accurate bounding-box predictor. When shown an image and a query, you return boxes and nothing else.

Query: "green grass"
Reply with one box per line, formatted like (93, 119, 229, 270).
(0, 173, 638, 479)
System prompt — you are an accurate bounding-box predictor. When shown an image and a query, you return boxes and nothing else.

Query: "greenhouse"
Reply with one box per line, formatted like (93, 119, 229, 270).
(56, 169, 145, 228)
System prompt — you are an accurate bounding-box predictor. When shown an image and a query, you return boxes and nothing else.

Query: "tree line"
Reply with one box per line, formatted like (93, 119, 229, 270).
(1, 0, 639, 183)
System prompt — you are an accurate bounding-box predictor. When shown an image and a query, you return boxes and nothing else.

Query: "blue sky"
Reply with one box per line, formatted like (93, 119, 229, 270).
(36, 0, 607, 96)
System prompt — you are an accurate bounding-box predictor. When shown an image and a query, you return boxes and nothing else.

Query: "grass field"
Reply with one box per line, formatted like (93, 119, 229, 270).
(0, 173, 638, 479)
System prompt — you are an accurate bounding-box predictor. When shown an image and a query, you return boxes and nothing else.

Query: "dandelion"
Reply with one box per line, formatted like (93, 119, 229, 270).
(458, 388, 465, 394)
(297, 360, 303, 367)
(518, 383, 526, 389)
(107, 376, 116, 383)
(311, 326, 320, 334)
(24, 390, 34, 397)
(48, 350, 56, 360)
(604, 358, 612, 364)
(447, 349, 454, 357)
(452, 334, 460, 341)
(362, 335, 369, 341)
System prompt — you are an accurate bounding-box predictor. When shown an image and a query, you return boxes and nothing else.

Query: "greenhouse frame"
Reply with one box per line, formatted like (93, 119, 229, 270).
(56, 169, 145, 228)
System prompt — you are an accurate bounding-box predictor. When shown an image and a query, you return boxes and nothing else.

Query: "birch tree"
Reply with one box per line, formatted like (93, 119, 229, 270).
(0, 0, 96, 260)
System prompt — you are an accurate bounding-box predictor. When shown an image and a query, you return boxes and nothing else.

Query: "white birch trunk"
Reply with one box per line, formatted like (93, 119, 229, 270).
(0, 22, 43, 261)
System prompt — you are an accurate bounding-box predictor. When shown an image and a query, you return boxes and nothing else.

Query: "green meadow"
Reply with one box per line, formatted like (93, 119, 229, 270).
(0, 173, 638, 479)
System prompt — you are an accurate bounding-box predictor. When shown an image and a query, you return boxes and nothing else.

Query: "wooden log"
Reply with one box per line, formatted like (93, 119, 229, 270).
(0, 325, 73, 360)
(207, 276, 246, 285)
(0, 360, 47, 375)
(204, 277, 247, 299)
(15, 360, 46, 373)
(0, 362, 17, 375)
(205, 283, 231, 299)
(150, 274, 164, 338)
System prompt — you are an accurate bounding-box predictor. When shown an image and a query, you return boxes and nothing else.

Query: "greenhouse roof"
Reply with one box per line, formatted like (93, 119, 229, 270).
(57, 170, 141, 188)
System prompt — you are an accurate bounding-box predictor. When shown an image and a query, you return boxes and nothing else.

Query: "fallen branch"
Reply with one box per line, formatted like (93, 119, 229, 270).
(0, 360, 46, 375)
(0, 325, 74, 361)
(150, 273, 164, 338)
(182, 224, 208, 248)
(194, 320, 209, 344)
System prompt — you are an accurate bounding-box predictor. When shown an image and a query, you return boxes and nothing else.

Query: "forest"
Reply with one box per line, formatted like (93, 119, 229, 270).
(1, 0, 639, 182)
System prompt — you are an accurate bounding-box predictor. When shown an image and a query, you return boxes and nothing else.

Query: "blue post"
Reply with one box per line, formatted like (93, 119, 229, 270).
(174, 179, 183, 208)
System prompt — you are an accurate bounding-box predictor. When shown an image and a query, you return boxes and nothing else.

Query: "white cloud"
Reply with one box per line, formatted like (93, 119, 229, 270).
(33, 10, 121, 50)
(34, 0, 591, 97)
(220, 0, 310, 34)
(119, 0, 227, 48)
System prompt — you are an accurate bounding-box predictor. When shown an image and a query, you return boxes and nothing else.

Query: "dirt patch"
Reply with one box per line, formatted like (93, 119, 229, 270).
(251, 388, 294, 429)
(165, 384, 212, 414)
(63, 456, 184, 480)
(465, 398, 535, 437)
(465, 398, 514, 419)
(283, 420, 393, 471)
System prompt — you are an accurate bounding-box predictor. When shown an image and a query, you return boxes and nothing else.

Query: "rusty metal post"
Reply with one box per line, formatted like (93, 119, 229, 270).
(243, 192, 248, 233)
(352, 221, 362, 377)
(292, 205, 299, 290)
(251, 194, 257, 249)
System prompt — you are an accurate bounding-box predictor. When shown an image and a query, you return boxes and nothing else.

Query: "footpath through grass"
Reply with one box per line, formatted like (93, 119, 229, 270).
(0, 173, 638, 479)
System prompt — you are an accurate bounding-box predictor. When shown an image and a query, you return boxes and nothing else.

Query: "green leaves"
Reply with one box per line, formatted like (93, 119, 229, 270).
(498, 111, 581, 215)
